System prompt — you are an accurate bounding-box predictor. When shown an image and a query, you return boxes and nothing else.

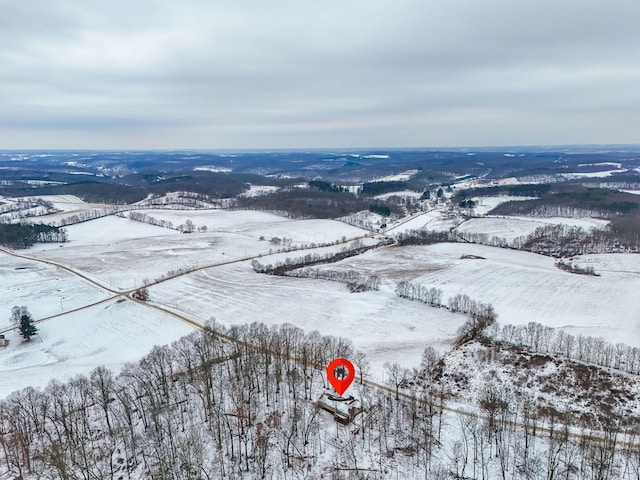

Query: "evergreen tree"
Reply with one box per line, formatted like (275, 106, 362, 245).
(18, 309, 38, 341)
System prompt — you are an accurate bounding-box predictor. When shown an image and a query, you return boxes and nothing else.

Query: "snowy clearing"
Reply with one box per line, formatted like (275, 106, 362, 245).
(309, 243, 640, 347)
(0, 300, 194, 397)
(29, 194, 90, 212)
(560, 169, 627, 179)
(373, 190, 423, 200)
(371, 169, 419, 182)
(147, 262, 467, 379)
(387, 209, 461, 233)
(455, 216, 609, 242)
(31, 215, 181, 250)
(0, 251, 110, 330)
(470, 195, 538, 215)
(130, 208, 368, 245)
(238, 184, 280, 197)
(24, 212, 368, 290)
(28, 230, 268, 290)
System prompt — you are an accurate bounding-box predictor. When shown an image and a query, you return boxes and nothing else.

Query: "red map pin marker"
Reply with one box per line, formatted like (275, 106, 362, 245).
(327, 358, 355, 397)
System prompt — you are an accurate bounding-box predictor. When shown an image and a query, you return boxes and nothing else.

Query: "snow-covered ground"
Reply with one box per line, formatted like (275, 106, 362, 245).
(23, 212, 369, 290)
(455, 215, 610, 242)
(0, 300, 194, 397)
(371, 169, 419, 182)
(29, 229, 267, 290)
(130, 209, 367, 245)
(0, 251, 110, 330)
(560, 169, 627, 179)
(373, 190, 422, 200)
(29, 194, 91, 212)
(469, 195, 538, 215)
(32, 215, 181, 249)
(308, 243, 640, 347)
(387, 209, 461, 233)
(147, 262, 467, 380)
(1, 204, 638, 406)
(192, 165, 232, 173)
(238, 184, 280, 197)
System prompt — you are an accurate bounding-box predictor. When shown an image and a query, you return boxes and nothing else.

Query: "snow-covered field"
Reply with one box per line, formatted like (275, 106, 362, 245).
(34, 215, 182, 249)
(455, 215, 610, 242)
(24, 212, 368, 290)
(387, 209, 461, 233)
(371, 169, 419, 182)
(130, 209, 368, 245)
(455, 217, 543, 241)
(469, 195, 538, 215)
(560, 169, 627, 179)
(0, 210, 375, 397)
(238, 184, 281, 197)
(0, 299, 194, 397)
(147, 262, 467, 379)
(0, 251, 110, 330)
(309, 243, 640, 347)
(29, 227, 269, 290)
(31, 194, 93, 212)
(5, 194, 120, 225)
(373, 190, 422, 200)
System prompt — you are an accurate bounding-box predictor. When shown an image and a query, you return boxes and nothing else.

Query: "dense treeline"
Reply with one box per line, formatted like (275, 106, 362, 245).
(308, 180, 348, 193)
(251, 240, 379, 276)
(361, 181, 409, 196)
(395, 225, 612, 257)
(520, 224, 640, 256)
(12, 173, 254, 204)
(488, 186, 640, 217)
(0, 223, 66, 248)
(455, 184, 552, 199)
(455, 221, 640, 257)
(32, 181, 149, 204)
(53, 206, 128, 227)
(394, 229, 456, 246)
(233, 188, 371, 219)
(287, 267, 382, 292)
(368, 204, 391, 216)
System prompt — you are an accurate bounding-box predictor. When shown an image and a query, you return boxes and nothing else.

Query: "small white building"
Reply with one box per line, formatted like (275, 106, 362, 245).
(0, 335, 7, 347)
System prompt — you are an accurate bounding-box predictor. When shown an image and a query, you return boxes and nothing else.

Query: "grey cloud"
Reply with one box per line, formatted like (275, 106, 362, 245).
(0, 0, 639, 148)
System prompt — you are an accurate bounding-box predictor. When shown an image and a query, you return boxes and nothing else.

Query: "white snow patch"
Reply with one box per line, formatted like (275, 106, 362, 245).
(239, 185, 280, 197)
(373, 190, 422, 200)
(470, 196, 538, 215)
(387, 209, 462, 234)
(0, 301, 194, 397)
(455, 216, 609, 241)
(0, 253, 110, 330)
(371, 169, 418, 182)
(148, 263, 466, 380)
(193, 165, 232, 173)
(327, 243, 640, 347)
(560, 169, 627, 179)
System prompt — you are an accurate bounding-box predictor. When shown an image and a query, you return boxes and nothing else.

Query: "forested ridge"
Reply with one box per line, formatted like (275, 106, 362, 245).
(3, 320, 640, 479)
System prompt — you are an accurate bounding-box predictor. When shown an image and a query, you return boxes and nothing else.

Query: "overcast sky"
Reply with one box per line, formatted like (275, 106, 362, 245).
(1, 0, 639, 149)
